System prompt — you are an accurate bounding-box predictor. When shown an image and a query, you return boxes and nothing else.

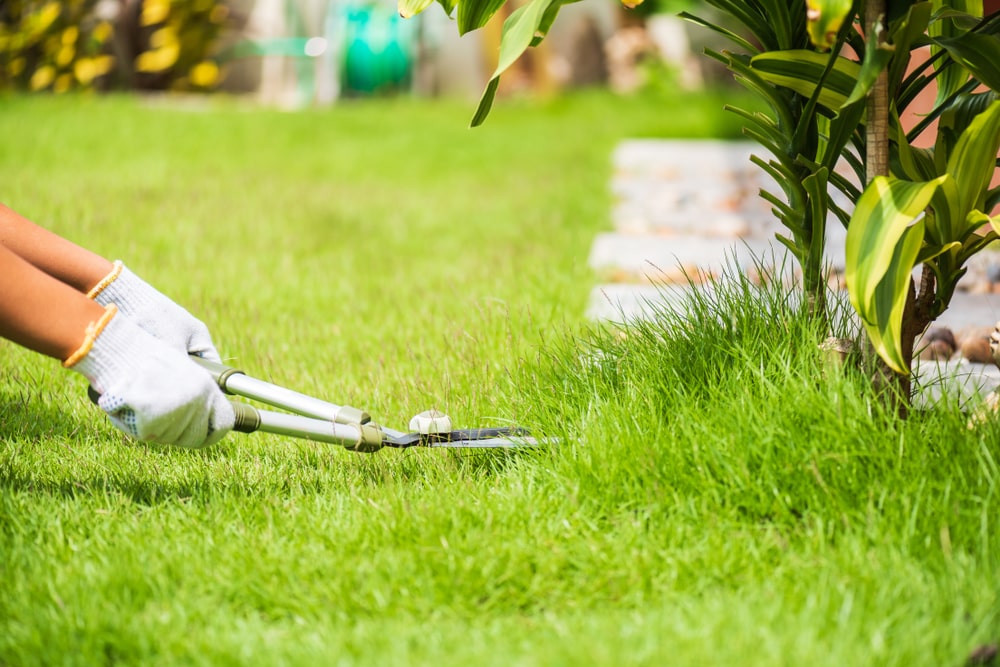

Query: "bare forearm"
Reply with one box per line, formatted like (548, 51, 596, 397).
(0, 243, 105, 360)
(0, 203, 113, 293)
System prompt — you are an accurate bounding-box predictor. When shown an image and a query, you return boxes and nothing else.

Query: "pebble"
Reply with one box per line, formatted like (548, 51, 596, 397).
(918, 327, 957, 361)
(958, 326, 995, 364)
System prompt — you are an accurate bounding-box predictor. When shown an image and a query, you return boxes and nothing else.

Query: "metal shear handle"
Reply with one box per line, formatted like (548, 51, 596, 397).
(191, 358, 545, 451)
(191, 357, 385, 452)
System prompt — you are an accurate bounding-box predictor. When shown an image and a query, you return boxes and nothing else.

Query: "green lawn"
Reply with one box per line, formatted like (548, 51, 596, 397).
(1, 89, 997, 666)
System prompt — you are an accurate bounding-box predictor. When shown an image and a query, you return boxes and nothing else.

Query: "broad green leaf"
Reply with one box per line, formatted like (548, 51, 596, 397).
(862, 218, 925, 374)
(933, 31, 1000, 93)
(989, 214, 1000, 237)
(802, 168, 829, 272)
(491, 0, 555, 77)
(842, 25, 892, 108)
(916, 241, 961, 265)
(722, 51, 798, 132)
(750, 50, 860, 113)
(470, 76, 500, 127)
(532, 0, 576, 47)
(885, 2, 933, 93)
(398, 0, 434, 19)
(959, 230, 1000, 267)
(944, 99, 1000, 217)
(928, 1, 982, 105)
(694, 0, 796, 51)
(967, 209, 991, 232)
(927, 173, 961, 242)
(457, 0, 508, 34)
(469, 0, 556, 126)
(934, 92, 1000, 173)
(845, 176, 943, 325)
(678, 11, 758, 53)
(437, 0, 457, 15)
(891, 108, 937, 182)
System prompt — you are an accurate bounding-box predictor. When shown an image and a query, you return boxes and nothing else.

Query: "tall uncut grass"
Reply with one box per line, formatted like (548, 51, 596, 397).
(1, 91, 998, 666)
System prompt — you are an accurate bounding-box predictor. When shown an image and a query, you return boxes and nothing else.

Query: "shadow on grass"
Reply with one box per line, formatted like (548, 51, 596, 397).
(0, 390, 222, 503)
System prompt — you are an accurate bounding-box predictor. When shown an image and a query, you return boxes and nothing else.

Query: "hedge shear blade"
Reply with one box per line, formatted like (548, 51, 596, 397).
(191, 358, 544, 453)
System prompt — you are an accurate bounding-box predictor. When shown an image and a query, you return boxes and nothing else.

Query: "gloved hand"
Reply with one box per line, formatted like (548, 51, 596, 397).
(66, 305, 235, 448)
(88, 261, 222, 362)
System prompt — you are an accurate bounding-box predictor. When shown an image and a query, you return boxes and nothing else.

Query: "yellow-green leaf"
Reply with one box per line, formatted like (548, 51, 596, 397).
(750, 50, 860, 112)
(934, 31, 1000, 94)
(458, 0, 509, 34)
(398, 0, 435, 19)
(492, 0, 555, 77)
(470, 0, 556, 126)
(989, 214, 1000, 237)
(945, 99, 1000, 218)
(805, 0, 852, 51)
(846, 176, 945, 373)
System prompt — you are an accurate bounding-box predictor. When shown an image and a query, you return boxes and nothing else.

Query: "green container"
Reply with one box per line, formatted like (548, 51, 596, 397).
(341, 4, 415, 95)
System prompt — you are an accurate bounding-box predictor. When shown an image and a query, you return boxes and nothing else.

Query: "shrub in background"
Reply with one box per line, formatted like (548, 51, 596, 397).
(0, 0, 114, 92)
(121, 0, 230, 91)
(0, 0, 229, 93)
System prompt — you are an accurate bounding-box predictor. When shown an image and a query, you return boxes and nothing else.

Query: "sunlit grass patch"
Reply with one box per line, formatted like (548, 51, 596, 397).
(0, 90, 997, 666)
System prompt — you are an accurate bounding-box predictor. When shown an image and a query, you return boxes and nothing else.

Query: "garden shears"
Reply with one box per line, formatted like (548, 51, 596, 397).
(189, 357, 543, 453)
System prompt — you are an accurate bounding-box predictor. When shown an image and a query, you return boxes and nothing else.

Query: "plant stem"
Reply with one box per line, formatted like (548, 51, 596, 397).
(864, 0, 889, 182)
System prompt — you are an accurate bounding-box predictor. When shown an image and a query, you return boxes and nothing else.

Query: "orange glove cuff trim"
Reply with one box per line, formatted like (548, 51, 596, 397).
(86, 260, 123, 300)
(63, 304, 118, 368)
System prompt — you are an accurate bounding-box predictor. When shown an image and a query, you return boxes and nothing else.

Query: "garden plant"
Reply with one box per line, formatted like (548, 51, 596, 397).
(0, 0, 228, 92)
(406, 0, 1000, 407)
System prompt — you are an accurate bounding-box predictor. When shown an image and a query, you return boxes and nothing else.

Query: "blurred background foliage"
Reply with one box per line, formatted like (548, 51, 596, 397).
(0, 0, 230, 93)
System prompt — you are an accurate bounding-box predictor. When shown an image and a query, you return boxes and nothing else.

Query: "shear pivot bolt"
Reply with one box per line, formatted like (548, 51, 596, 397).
(409, 410, 452, 435)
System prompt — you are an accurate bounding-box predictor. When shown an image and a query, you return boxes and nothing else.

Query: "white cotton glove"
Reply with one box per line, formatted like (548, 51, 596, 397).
(88, 261, 222, 362)
(66, 305, 235, 449)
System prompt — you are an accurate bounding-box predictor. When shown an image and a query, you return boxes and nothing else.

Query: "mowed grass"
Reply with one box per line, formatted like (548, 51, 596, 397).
(0, 89, 998, 666)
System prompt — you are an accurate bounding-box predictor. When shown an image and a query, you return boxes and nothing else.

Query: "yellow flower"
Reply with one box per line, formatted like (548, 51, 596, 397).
(74, 55, 114, 84)
(31, 3, 61, 37)
(9, 57, 26, 77)
(56, 45, 75, 67)
(136, 44, 180, 72)
(620, 0, 644, 7)
(92, 21, 113, 44)
(53, 73, 73, 93)
(140, 0, 170, 26)
(62, 26, 79, 45)
(30, 65, 55, 90)
(149, 26, 177, 49)
(189, 60, 220, 87)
